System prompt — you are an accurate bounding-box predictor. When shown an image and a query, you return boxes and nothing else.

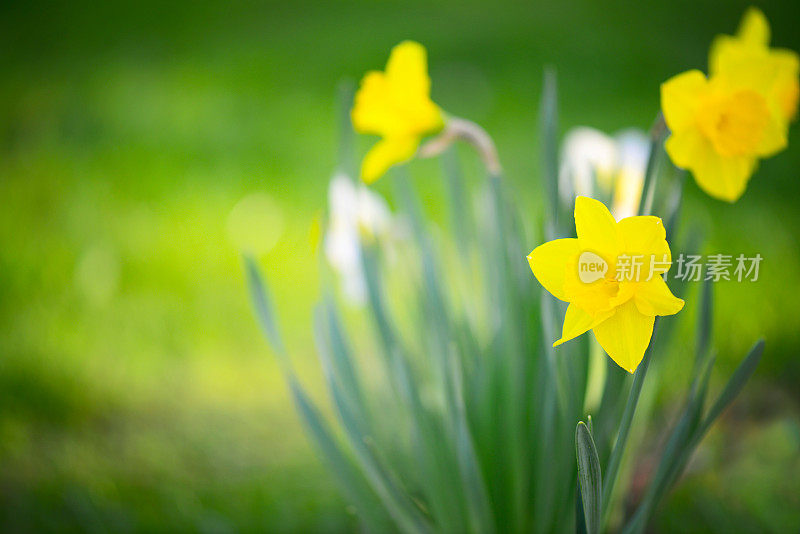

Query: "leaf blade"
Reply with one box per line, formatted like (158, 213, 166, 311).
(576, 422, 602, 534)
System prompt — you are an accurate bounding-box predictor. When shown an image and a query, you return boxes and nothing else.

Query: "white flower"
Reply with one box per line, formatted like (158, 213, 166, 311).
(324, 173, 393, 304)
(559, 127, 618, 201)
(612, 129, 649, 219)
(559, 127, 649, 219)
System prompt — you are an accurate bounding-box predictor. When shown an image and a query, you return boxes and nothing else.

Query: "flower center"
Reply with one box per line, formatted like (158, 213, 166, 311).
(698, 90, 769, 156)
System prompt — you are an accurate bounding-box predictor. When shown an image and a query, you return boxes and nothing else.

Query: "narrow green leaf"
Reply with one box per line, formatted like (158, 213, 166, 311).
(321, 299, 368, 414)
(538, 67, 560, 233)
(698, 339, 764, 437)
(448, 346, 496, 534)
(576, 422, 602, 534)
(245, 257, 393, 530)
(637, 113, 666, 217)
(575, 483, 588, 534)
(602, 319, 658, 524)
(313, 310, 433, 534)
(694, 278, 713, 377)
(626, 383, 705, 531)
(287, 377, 394, 532)
(664, 169, 686, 243)
(359, 242, 467, 532)
(441, 147, 473, 255)
(623, 339, 762, 534)
(244, 255, 287, 361)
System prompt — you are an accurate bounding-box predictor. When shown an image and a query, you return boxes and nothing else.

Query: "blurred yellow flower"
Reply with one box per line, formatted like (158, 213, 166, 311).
(710, 7, 799, 121)
(661, 8, 797, 202)
(528, 196, 684, 373)
(661, 68, 788, 202)
(352, 41, 445, 183)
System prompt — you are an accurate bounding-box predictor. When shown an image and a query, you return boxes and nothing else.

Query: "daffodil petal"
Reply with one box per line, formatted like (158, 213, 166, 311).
(617, 215, 670, 276)
(634, 276, 685, 316)
(528, 238, 580, 302)
(738, 7, 770, 46)
(360, 136, 419, 184)
(667, 125, 758, 202)
(772, 49, 800, 120)
(554, 304, 613, 347)
(757, 108, 788, 157)
(386, 41, 431, 96)
(574, 196, 619, 264)
(352, 71, 392, 135)
(617, 216, 667, 255)
(665, 128, 708, 170)
(691, 149, 757, 202)
(592, 300, 655, 374)
(661, 70, 708, 132)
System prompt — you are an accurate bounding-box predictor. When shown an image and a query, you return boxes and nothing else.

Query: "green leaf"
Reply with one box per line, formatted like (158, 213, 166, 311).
(321, 299, 368, 415)
(698, 339, 764, 437)
(664, 169, 686, 243)
(313, 308, 434, 534)
(440, 147, 473, 256)
(447, 347, 496, 534)
(576, 422, 602, 534)
(287, 377, 394, 532)
(623, 342, 763, 534)
(637, 112, 667, 217)
(538, 67, 559, 233)
(601, 319, 658, 524)
(244, 255, 287, 361)
(359, 243, 469, 532)
(694, 278, 713, 377)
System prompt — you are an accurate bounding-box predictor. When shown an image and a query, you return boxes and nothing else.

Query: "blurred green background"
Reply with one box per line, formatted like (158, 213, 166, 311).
(1, 0, 799, 531)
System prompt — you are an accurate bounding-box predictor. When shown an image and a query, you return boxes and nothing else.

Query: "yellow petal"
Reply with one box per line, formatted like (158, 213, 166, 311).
(360, 136, 419, 184)
(352, 71, 395, 135)
(617, 215, 671, 277)
(554, 303, 613, 347)
(386, 41, 431, 97)
(527, 238, 580, 302)
(352, 41, 444, 140)
(592, 300, 655, 374)
(574, 196, 619, 265)
(771, 49, 800, 120)
(617, 216, 668, 256)
(634, 276, 685, 316)
(661, 70, 708, 132)
(757, 107, 788, 157)
(665, 128, 709, 170)
(691, 148, 757, 202)
(666, 127, 757, 203)
(737, 7, 770, 47)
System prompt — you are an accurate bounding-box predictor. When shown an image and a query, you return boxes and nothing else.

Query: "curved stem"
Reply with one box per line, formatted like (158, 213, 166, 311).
(419, 116, 502, 176)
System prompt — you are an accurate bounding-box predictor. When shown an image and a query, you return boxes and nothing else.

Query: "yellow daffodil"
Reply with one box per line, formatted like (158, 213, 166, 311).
(661, 68, 789, 202)
(710, 7, 799, 122)
(351, 41, 445, 183)
(661, 8, 798, 202)
(528, 196, 684, 373)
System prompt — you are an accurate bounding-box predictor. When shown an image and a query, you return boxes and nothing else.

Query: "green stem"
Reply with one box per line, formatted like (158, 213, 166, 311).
(600, 319, 658, 527)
